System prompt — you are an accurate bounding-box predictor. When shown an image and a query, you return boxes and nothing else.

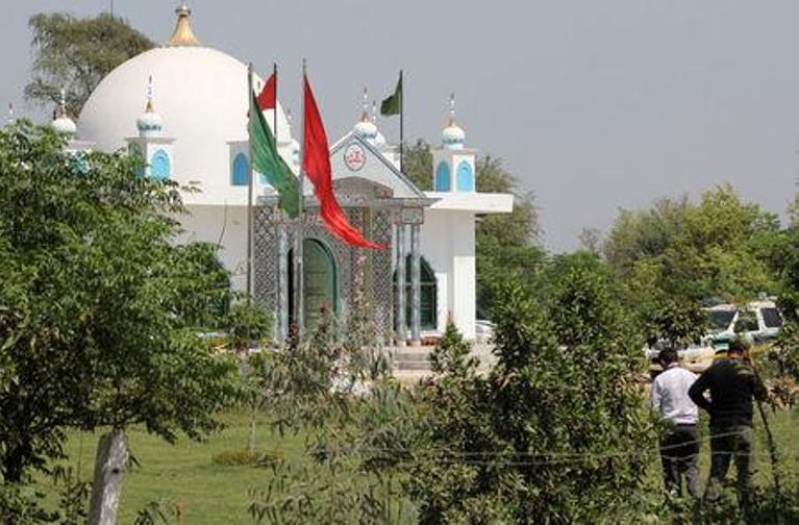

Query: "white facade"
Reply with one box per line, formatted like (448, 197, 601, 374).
(73, 5, 513, 342)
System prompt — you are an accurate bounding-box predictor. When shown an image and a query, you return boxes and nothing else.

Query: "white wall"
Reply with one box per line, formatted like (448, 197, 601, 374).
(178, 204, 249, 291)
(420, 208, 477, 339)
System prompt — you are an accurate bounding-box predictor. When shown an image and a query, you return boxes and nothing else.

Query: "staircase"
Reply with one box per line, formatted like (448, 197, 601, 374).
(391, 347, 433, 372)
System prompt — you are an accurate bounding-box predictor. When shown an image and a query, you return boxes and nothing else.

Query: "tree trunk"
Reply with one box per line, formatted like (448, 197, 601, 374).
(87, 429, 128, 525)
(247, 408, 256, 454)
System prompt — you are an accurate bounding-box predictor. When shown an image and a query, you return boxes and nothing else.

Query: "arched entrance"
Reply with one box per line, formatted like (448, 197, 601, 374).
(288, 238, 338, 331)
(393, 255, 438, 331)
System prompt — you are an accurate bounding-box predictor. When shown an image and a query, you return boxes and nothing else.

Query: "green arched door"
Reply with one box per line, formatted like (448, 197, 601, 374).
(289, 239, 338, 331)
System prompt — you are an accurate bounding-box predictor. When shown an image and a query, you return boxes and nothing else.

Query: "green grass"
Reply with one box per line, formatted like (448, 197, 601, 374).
(642, 405, 799, 494)
(56, 410, 307, 524)
(41, 406, 799, 524)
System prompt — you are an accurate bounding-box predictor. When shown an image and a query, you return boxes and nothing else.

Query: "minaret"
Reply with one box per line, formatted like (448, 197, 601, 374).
(431, 94, 475, 192)
(126, 76, 175, 179)
(352, 87, 378, 145)
(51, 88, 77, 136)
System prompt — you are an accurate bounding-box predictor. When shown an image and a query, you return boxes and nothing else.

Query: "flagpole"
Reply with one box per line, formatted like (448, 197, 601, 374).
(273, 63, 278, 147)
(272, 61, 284, 343)
(246, 63, 254, 305)
(399, 69, 404, 170)
(296, 58, 307, 340)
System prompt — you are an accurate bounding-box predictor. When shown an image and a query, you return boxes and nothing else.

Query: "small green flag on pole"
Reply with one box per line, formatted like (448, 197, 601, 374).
(249, 91, 300, 218)
(380, 73, 402, 116)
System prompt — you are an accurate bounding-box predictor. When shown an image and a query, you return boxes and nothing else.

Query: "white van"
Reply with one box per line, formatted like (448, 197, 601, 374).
(703, 299, 782, 349)
(644, 299, 782, 372)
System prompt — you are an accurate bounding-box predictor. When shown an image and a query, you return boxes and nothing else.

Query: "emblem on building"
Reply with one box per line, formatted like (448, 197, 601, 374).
(344, 143, 366, 172)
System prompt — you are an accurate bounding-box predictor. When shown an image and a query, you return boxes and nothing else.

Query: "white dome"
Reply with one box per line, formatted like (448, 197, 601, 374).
(78, 46, 292, 206)
(136, 107, 163, 135)
(442, 123, 465, 149)
(52, 116, 77, 135)
(353, 119, 377, 141)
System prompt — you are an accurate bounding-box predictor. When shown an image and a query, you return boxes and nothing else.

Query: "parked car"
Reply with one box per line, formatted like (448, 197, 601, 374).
(644, 299, 782, 372)
(703, 299, 782, 350)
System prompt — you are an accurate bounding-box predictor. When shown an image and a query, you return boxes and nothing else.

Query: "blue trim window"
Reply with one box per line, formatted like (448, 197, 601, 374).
(232, 153, 250, 186)
(151, 149, 171, 179)
(435, 161, 450, 191)
(456, 160, 474, 191)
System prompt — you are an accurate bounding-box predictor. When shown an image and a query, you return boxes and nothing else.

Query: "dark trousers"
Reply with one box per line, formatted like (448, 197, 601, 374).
(704, 425, 754, 505)
(660, 423, 700, 497)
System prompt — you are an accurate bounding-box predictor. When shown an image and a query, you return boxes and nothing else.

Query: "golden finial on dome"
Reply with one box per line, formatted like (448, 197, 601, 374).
(167, 3, 200, 47)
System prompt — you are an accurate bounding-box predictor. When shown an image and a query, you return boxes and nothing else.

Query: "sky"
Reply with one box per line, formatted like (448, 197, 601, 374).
(2, 1, 799, 252)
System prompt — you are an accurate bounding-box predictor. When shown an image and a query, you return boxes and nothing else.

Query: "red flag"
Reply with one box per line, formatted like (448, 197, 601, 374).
(256, 71, 276, 110)
(303, 75, 385, 249)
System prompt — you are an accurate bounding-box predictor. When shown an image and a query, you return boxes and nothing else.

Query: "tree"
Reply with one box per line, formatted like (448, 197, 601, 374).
(0, 122, 237, 520)
(400, 139, 432, 191)
(473, 156, 543, 317)
(408, 264, 657, 523)
(578, 227, 602, 254)
(26, 13, 155, 117)
(475, 156, 539, 247)
(604, 185, 782, 345)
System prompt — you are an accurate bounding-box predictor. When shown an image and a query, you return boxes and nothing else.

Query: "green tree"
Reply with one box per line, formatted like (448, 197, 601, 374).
(605, 185, 782, 345)
(401, 139, 433, 190)
(26, 12, 155, 117)
(0, 122, 237, 519)
(474, 157, 544, 318)
(409, 262, 656, 523)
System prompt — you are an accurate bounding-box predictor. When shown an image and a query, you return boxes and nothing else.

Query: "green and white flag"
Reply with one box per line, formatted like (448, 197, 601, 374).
(249, 91, 299, 218)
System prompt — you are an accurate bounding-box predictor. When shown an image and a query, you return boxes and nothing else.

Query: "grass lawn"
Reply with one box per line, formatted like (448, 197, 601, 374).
(55, 410, 307, 524)
(43, 404, 799, 524)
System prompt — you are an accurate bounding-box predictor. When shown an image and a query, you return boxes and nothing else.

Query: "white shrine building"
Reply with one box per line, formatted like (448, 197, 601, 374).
(64, 5, 513, 344)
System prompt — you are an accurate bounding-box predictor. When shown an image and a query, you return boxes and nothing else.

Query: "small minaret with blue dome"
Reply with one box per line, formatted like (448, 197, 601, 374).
(126, 76, 175, 179)
(353, 87, 378, 146)
(52, 89, 77, 137)
(431, 94, 476, 192)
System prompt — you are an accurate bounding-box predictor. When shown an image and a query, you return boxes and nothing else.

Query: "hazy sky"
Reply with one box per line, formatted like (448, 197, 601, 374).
(3, 1, 799, 252)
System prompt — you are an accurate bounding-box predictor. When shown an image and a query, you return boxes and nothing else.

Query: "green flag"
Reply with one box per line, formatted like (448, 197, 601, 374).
(380, 74, 402, 116)
(249, 91, 299, 218)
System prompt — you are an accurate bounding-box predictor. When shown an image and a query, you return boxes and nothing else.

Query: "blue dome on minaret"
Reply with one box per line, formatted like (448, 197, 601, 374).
(442, 93, 465, 150)
(353, 87, 378, 144)
(136, 76, 164, 136)
(52, 89, 77, 136)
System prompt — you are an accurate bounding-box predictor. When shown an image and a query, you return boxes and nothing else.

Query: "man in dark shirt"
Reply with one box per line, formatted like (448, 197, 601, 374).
(688, 337, 768, 506)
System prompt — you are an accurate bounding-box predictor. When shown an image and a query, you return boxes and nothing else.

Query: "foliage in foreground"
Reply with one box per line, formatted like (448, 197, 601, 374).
(0, 122, 239, 520)
(408, 257, 657, 524)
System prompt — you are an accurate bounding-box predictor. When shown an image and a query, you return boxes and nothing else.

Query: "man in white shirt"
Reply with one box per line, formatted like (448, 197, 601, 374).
(651, 347, 700, 497)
